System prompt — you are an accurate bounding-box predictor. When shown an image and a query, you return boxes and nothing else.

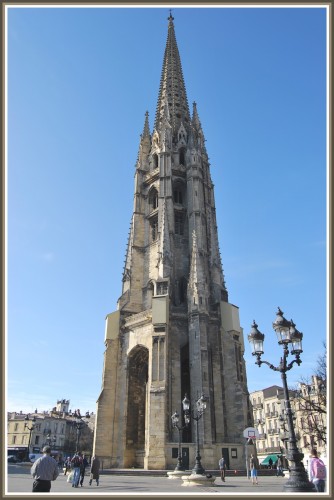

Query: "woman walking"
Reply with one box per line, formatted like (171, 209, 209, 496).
(89, 456, 100, 486)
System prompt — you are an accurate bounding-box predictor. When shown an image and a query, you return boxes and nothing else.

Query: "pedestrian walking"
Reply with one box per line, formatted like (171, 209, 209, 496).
(309, 448, 326, 492)
(63, 457, 71, 475)
(70, 451, 83, 488)
(79, 454, 89, 487)
(249, 454, 259, 485)
(89, 456, 100, 486)
(276, 455, 283, 477)
(218, 456, 227, 482)
(30, 445, 59, 492)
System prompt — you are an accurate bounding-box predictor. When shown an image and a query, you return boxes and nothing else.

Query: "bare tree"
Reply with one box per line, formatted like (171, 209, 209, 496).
(294, 343, 327, 446)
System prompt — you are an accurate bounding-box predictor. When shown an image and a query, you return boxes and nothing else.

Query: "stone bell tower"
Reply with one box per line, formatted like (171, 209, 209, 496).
(93, 14, 252, 470)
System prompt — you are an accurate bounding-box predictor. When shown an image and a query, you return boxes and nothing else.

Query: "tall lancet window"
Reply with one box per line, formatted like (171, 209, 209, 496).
(179, 147, 186, 166)
(150, 217, 158, 242)
(152, 153, 159, 169)
(173, 182, 185, 206)
(149, 187, 159, 212)
(174, 212, 184, 235)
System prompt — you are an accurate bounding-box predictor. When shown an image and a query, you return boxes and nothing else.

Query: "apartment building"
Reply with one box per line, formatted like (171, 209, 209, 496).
(250, 379, 327, 469)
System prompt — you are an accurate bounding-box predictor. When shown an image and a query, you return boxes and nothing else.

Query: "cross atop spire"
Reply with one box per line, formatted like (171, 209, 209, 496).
(168, 9, 174, 22)
(155, 12, 190, 136)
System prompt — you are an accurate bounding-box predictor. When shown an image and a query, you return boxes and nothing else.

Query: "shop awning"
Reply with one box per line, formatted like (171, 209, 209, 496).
(261, 454, 279, 465)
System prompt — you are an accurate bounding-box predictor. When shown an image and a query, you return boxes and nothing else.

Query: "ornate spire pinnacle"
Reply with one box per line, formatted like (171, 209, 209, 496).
(155, 13, 190, 136)
(192, 101, 202, 131)
(142, 110, 151, 139)
(158, 200, 171, 277)
(136, 111, 151, 169)
(188, 231, 207, 309)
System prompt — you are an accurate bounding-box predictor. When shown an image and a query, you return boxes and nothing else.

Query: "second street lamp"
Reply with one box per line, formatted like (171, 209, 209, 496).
(69, 409, 90, 453)
(248, 307, 315, 493)
(182, 393, 208, 475)
(24, 415, 36, 460)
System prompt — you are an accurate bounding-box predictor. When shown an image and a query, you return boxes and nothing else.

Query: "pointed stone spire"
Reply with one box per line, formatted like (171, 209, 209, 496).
(191, 101, 207, 155)
(136, 111, 151, 169)
(192, 101, 202, 131)
(142, 110, 151, 139)
(155, 13, 190, 137)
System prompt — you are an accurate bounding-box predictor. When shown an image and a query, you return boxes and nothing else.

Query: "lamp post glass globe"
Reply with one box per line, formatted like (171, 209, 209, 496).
(248, 320, 264, 355)
(171, 411, 179, 427)
(182, 394, 190, 411)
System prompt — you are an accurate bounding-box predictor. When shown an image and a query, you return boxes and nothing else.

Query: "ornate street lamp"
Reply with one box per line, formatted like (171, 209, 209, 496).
(248, 308, 315, 493)
(68, 409, 90, 453)
(182, 393, 208, 475)
(171, 411, 188, 471)
(24, 415, 37, 460)
(46, 433, 57, 452)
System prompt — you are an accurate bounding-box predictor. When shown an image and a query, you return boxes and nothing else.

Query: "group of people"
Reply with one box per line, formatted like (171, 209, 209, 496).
(30, 445, 100, 492)
(30, 446, 326, 493)
(66, 451, 100, 488)
(218, 449, 326, 492)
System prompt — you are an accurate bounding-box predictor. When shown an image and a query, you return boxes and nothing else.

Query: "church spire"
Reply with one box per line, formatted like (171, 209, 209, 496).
(155, 13, 190, 137)
(142, 110, 151, 139)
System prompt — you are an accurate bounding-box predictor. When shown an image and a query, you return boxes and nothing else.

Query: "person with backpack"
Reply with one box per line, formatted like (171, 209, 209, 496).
(218, 456, 227, 482)
(309, 448, 326, 492)
(70, 452, 83, 488)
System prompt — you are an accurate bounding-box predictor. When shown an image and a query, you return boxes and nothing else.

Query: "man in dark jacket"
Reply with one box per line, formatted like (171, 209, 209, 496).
(79, 454, 89, 487)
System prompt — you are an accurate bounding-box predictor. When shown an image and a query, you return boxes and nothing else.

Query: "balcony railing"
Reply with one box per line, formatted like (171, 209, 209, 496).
(265, 446, 281, 453)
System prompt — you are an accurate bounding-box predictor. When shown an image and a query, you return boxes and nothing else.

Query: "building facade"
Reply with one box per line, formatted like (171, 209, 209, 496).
(7, 399, 94, 461)
(93, 14, 252, 470)
(250, 380, 327, 470)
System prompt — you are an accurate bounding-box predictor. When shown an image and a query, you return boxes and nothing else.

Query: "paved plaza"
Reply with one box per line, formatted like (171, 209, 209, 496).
(6, 464, 326, 496)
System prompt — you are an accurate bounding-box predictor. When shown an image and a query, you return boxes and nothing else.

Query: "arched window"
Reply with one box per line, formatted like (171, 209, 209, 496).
(152, 154, 159, 169)
(150, 217, 158, 242)
(174, 211, 184, 235)
(179, 148, 186, 166)
(149, 188, 158, 211)
(173, 182, 185, 206)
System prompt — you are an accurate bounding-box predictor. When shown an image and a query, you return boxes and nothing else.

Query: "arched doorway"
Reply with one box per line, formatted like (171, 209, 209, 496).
(125, 345, 149, 467)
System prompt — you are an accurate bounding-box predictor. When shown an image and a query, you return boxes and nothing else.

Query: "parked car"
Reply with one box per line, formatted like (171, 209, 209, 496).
(7, 455, 20, 463)
(29, 453, 43, 463)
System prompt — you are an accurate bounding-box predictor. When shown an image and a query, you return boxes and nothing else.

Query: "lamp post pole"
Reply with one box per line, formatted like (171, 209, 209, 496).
(248, 308, 315, 493)
(69, 409, 90, 453)
(24, 415, 36, 460)
(182, 393, 208, 476)
(171, 411, 187, 471)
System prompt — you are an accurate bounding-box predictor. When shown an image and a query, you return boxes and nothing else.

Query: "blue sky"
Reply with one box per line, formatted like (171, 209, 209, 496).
(6, 5, 327, 416)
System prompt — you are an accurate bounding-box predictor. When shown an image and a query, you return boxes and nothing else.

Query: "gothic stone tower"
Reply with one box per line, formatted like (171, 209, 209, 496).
(93, 14, 252, 470)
